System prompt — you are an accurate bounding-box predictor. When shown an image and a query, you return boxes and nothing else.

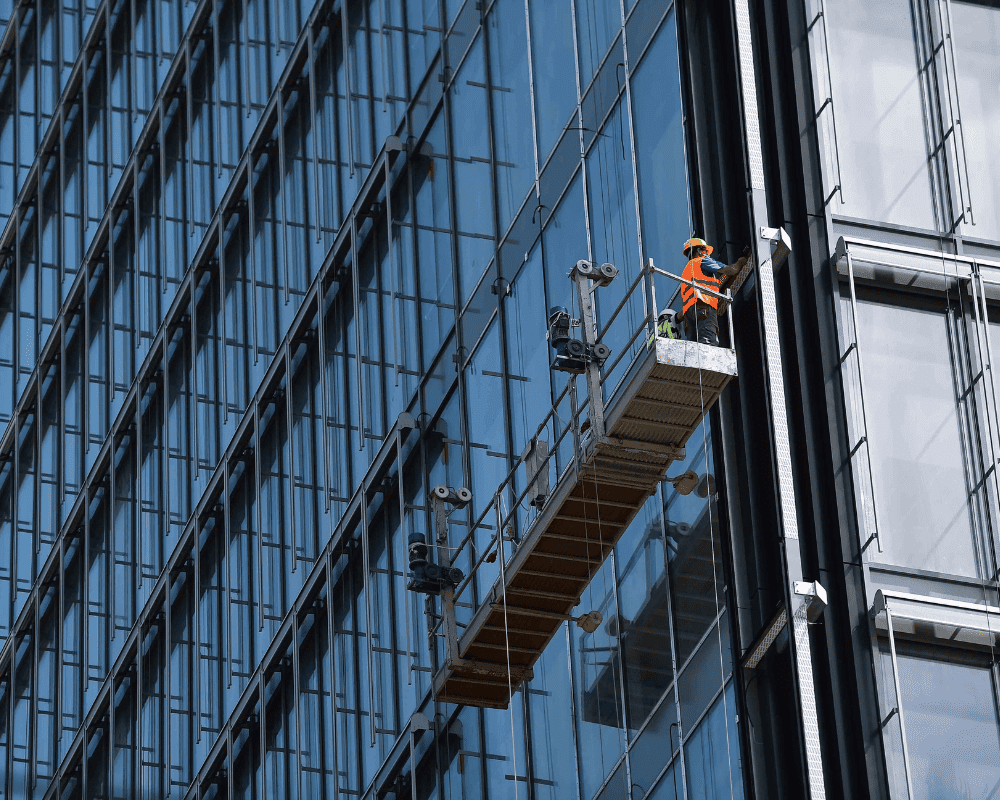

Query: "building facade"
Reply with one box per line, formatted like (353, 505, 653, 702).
(0, 0, 996, 797)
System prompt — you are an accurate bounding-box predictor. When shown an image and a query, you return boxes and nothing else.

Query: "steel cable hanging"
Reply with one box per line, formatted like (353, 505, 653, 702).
(691, 320, 737, 799)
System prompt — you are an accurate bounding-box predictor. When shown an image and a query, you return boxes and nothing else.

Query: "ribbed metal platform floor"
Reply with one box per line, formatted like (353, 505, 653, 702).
(433, 338, 738, 708)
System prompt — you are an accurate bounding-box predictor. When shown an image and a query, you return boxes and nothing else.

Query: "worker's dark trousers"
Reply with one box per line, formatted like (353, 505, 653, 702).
(684, 304, 720, 346)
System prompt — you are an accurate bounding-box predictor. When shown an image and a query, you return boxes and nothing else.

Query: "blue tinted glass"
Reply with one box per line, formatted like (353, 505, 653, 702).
(542, 172, 587, 313)
(685, 682, 744, 800)
(529, 0, 577, 164)
(488, 0, 536, 236)
(505, 242, 553, 454)
(629, 691, 680, 795)
(576, 0, 621, 91)
(573, 557, 625, 797)
(646, 763, 681, 800)
(528, 627, 580, 799)
(631, 12, 688, 270)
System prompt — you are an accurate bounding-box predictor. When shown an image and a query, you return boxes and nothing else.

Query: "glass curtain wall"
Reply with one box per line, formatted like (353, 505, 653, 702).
(0, 0, 747, 797)
(821, 0, 1000, 244)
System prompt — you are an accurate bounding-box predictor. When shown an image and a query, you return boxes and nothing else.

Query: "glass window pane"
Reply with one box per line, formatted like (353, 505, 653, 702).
(952, 1, 1000, 243)
(855, 294, 981, 576)
(826, 0, 936, 229)
(684, 682, 744, 800)
(632, 10, 688, 270)
(529, 0, 577, 164)
(488, 0, 536, 237)
(890, 650, 1000, 800)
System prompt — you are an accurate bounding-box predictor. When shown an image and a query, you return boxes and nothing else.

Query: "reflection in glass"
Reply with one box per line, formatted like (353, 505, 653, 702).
(684, 683, 744, 800)
(629, 692, 680, 798)
(631, 10, 688, 269)
(888, 650, 1000, 800)
(826, 0, 936, 229)
(528, 0, 577, 164)
(854, 295, 979, 577)
(952, 1, 1000, 243)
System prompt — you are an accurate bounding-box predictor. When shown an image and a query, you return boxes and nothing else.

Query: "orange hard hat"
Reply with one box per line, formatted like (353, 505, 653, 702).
(682, 237, 713, 257)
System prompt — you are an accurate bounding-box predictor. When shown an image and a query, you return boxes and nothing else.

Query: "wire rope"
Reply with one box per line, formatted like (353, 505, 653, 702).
(496, 487, 521, 800)
(692, 296, 737, 797)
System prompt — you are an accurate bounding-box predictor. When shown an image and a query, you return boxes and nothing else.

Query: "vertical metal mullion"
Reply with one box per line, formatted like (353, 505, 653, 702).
(81, 261, 91, 462)
(844, 250, 883, 553)
(81, 76, 88, 235)
(34, 389, 41, 558)
(219, 237, 229, 424)
(56, 525, 65, 744)
(194, 546, 202, 745)
(212, 0, 223, 178)
(277, 97, 290, 304)
(185, 40, 194, 240)
(285, 345, 297, 573)
(248, 161, 260, 365)
(226, 723, 234, 800)
(972, 271, 1000, 575)
(109, 215, 117, 409)
(325, 552, 340, 800)
(361, 485, 375, 746)
(292, 610, 303, 800)
(375, 0, 388, 113)
(384, 156, 398, 384)
(130, 0, 138, 122)
(164, 576, 172, 796)
(136, 620, 143, 800)
(105, 0, 112, 179)
(937, 0, 974, 226)
(162, 331, 170, 547)
(108, 675, 115, 796)
(59, 316, 66, 507)
(190, 280, 200, 481)
(241, 0, 251, 118)
(342, 7, 355, 179)
(965, 275, 999, 573)
(133, 158, 142, 347)
(254, 399, 264, 632)
(136, 382, 143, 619)
(317, 290, 331, 512)
(884, 605, 915, 800)
(83, 493, 89, 710)
(395, 431, 411, 685)
(30, 593, 38, 793)
(58, 107, 65, 298)
(11, 413, 18, 634)
(258, 671, 267, 797)
(158, 102, 167, 295)
(223, 460, 232, 688)
(307, 23, 321, 244)
(350, 217, 364, 451)
(110, 433, 116, 641)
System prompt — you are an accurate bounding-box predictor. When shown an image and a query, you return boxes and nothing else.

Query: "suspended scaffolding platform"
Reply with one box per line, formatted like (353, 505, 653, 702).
(432, 334, 738, 709)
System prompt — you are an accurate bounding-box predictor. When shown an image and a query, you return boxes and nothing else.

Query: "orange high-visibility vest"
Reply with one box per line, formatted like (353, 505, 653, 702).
(681, 258, 722, 315)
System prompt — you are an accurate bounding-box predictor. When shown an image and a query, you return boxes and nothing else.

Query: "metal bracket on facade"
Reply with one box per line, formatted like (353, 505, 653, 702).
(569, 260, 618, 440)
(793, 580, 829, 623)
(760, 226, 792, 270)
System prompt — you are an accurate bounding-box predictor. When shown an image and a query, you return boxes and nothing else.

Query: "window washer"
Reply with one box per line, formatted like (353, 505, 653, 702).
(648, 307, 680, 345)
(680, 238, 748, 347)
